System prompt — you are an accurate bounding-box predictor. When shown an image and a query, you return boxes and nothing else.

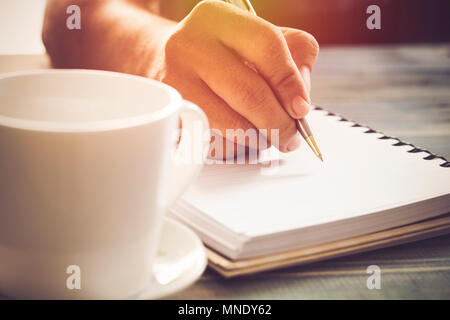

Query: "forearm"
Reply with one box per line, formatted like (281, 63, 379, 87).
(42, 0, 176, 77)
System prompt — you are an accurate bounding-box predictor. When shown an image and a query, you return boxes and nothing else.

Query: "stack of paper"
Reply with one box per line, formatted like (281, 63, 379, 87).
(170, 108, 450, 276)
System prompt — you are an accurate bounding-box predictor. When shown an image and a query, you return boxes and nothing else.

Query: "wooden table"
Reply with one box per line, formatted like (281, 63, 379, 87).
(1, 44, 449, 299)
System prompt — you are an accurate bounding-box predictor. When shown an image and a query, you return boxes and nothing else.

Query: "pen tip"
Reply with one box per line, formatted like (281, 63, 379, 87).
(319, 154, 323, 162)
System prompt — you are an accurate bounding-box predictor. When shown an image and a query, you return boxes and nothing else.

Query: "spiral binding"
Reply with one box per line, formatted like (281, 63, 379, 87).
(312, 105, 450, 168)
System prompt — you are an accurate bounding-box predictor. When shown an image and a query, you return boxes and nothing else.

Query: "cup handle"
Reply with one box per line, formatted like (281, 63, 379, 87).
(167, 100, 210, 206)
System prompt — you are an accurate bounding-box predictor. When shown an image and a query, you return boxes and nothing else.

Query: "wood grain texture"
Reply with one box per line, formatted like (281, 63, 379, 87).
(311, 44, 450, 158)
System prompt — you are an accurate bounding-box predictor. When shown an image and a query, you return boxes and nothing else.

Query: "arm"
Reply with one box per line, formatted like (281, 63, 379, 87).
(42, 0, 175, 76)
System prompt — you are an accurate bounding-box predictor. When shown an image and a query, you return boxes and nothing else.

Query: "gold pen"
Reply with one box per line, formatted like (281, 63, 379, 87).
(222, 0, 323, 161)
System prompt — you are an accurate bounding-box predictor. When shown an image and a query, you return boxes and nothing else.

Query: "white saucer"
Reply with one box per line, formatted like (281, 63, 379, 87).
(0, 217, 207, 300)
(133, 217, 207, 300)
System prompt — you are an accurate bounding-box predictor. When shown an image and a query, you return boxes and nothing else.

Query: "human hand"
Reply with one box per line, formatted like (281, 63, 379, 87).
(150, 0, 319, 156)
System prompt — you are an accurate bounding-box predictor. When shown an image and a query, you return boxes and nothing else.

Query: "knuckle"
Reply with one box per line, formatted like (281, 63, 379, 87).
(192, 0, 213, 13)
(268, 26, 285, 43)
(303, 32, 320, 57)
(164, 30, 184, 57)
(287, 31, 320, 62)
(240, 84, 271, 113)
(178, 1, 225, 40)
(260, 27, 286, 58)
(191, 0, 221, 17)
(272, 69, 299, 91)
(164, 28, 205, 62)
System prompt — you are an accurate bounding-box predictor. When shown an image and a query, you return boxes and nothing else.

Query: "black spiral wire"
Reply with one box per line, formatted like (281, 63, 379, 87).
(313, 106, 450, 168)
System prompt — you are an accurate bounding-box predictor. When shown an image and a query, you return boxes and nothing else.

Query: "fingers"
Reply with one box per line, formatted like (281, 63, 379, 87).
(193, 1, 312, 121)
(164, 0, 321, 155)
(191, 82, 275, 160)
(163, 75, 266, 158)
(281, 27, 320, 72)
(281, 27, 320, 94)
(193, 43, 300, 152)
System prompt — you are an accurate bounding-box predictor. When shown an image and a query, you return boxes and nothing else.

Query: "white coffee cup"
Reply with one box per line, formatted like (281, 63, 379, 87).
(0, 69, 209, 299)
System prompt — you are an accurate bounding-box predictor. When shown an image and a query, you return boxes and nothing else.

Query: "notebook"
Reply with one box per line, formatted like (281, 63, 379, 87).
(169, 106, 450, 276)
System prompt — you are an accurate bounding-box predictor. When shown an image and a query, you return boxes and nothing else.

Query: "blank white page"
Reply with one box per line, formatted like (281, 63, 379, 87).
(180, 109, 450, 237)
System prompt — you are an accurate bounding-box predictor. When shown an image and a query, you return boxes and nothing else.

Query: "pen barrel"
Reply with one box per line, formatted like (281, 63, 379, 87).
(298, 118, 313, 137)
(295, 119, 310, 140)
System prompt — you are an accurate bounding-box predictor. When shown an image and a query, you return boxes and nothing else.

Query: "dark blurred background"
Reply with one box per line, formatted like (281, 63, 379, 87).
(161, 0, 450, 45)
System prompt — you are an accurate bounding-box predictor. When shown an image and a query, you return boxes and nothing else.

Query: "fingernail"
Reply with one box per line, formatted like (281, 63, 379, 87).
(292, 96, 310, 118)
(300, 65, 311, 95)
(286, 134, 301, 152)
